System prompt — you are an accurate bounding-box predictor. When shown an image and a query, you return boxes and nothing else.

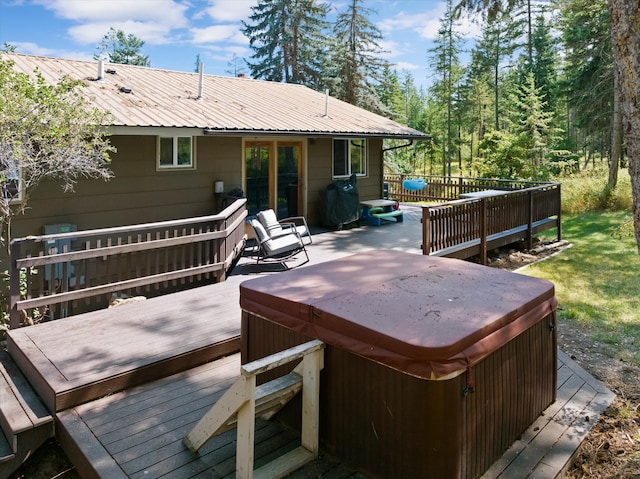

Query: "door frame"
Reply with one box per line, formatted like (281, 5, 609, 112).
(242, 138, 307, 217)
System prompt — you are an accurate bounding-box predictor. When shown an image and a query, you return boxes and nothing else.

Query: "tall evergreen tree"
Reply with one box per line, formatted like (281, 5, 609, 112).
(330, 0, 389, 113)
(94, 28, 150, 66)
(457, 0, 640, 254)
(428, 0, 465, 176)
(530, 14, 558, 115)
(557, 0, 612, 156)
(241, 0, 329, 86)
(511, 72, 556, 178)
(467, 10, 523, 131)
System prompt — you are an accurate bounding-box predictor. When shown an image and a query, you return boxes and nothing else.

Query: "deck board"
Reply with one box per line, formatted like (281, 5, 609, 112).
(6, 207, 615, 478)
(55, 348, 613, 479)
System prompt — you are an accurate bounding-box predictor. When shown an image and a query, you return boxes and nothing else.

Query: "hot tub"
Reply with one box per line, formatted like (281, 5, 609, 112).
(240, 251, 557, 479)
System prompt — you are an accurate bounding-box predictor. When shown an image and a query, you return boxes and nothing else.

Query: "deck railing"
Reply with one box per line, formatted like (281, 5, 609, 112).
(9, 199, 248, 328)
(421, 184, 561, 264)
(384, 174, 554, 202)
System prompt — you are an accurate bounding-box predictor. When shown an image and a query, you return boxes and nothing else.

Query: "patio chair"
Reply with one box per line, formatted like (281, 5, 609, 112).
(248, 218, 309, 269)
(256, 209, 312, 245)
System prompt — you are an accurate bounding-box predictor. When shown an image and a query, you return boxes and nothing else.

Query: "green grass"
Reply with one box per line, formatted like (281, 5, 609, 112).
(524, 211, 640, 365)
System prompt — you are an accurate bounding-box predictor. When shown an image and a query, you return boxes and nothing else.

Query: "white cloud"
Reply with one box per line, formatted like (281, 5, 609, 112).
(35, 0, 188, 23)
(34, 0, 190, 44)
(394, 61, 422, 72)
(9, 41, 94, 60)
(191, 24, 239, 44)
(201, 0, 256, 22)
(379, 3, 481, 41)
(69, 20, 183, 45)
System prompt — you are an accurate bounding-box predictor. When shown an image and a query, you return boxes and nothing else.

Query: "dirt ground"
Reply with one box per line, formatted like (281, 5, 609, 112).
(7, 240, 640, 478)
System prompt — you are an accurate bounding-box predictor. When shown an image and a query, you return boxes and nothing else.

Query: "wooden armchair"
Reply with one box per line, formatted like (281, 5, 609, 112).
(256, 209, 312, 245)
(248, 218, 309, 269)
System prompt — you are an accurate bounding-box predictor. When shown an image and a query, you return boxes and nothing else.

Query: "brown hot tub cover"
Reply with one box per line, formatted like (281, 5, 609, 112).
(240, 250, 557, 379)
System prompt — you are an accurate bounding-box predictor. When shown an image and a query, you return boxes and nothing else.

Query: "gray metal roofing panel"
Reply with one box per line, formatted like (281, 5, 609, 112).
(5, 53, 430, 139)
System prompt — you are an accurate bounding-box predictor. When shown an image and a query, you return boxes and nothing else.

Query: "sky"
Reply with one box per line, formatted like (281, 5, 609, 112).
(0, 0, 482, 89)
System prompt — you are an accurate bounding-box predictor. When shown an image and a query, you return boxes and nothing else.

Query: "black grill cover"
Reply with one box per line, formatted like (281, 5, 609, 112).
(320, 174, 360, 228)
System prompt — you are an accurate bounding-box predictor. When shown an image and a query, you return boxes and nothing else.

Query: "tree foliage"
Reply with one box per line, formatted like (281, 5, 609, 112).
(242, 0, 329, 86)
(456, 0, 640, 254)
(95, 28, 150, 66)
(329, 0, 390, 113)
(0, 55, 114, 249)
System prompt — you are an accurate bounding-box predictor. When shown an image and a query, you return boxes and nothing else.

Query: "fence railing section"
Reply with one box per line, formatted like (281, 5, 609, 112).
(421, 184, 561, 264)
(384, 174, 554, 203)
(9, 199, 248, 328)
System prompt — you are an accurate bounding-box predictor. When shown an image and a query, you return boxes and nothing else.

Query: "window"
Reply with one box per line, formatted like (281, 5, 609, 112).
(1, 167, 22, 203)
(333, 139, 366, 178)
(158, 136, 193, 169)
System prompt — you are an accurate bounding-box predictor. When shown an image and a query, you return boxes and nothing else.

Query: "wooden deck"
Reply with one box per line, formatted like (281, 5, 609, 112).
(52, 349, 614, 479)
(2, 205, 614, 478)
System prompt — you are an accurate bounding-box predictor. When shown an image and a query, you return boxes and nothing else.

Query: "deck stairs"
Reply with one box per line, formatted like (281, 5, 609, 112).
(0, 351, 54, 479)
(184, 340, 325, 479)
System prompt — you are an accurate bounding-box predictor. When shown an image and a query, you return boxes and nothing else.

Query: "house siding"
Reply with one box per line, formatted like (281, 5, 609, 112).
(9, 135, 383, 239)
(10, 135, 245, 238)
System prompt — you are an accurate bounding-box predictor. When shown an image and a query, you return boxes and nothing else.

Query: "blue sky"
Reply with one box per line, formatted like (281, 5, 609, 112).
(0, 0, 481, 89)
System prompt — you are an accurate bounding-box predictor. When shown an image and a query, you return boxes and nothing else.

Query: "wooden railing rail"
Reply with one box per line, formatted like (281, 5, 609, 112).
(421, 184, 561, 264)
(9, 199, 248, 328)
(384, 174, 554, 203)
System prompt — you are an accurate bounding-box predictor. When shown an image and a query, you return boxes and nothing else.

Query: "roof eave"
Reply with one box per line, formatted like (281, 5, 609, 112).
(201, 128, 431, 140)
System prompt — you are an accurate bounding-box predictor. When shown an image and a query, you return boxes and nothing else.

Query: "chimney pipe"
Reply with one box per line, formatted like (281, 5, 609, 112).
(97, 60, 104, 81)
(197, 62, 204, 100)
(324, 89, 330, 117)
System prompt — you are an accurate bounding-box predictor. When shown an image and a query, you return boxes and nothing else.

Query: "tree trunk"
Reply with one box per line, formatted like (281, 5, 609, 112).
(609, 0, 640, 254)
(608, 66, 621, 189)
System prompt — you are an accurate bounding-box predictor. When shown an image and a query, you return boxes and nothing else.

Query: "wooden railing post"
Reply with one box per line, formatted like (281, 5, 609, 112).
(480, 199, 488, 265)
(556, 184, 562, 241)
(9, 240, 21, 329)
(421, 207, 431, 255)
(527, 190, 534, 250)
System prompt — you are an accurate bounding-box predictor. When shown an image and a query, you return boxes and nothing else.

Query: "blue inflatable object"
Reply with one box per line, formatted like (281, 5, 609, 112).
(402, 178, 427, 191)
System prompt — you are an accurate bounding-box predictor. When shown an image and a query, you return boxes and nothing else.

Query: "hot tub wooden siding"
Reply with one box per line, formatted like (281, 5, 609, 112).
(241, 310, 557, 479)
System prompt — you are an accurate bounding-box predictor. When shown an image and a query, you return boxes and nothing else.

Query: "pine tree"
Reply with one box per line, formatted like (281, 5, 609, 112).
(428, 0, 465, 176)
(511, 72, 556, 178)
(94, 28, 150, 66)
(241, 0, 329, 86)
(330, 0, 389, 113)
(468, 10, 522, 131)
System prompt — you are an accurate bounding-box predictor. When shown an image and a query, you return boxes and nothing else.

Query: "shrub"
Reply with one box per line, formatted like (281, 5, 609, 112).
(557, 165, 633, 214)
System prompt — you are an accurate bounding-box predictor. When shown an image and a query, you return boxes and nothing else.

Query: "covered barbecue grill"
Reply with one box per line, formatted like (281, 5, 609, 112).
(319, 173, 360, 228)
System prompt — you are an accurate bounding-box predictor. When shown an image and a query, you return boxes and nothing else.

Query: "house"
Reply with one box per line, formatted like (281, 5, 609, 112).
(3, 53, 430, 240)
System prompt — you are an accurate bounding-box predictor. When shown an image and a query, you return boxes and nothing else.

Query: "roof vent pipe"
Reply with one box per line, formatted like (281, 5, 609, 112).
(324, 89, 329, 117)
(97, 60, 104, 81)
(197, 62, 204, 100)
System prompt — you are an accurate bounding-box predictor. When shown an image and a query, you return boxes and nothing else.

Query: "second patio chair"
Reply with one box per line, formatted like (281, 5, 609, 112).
(248, 218, 309, 269)
(256, 209, 312, 245)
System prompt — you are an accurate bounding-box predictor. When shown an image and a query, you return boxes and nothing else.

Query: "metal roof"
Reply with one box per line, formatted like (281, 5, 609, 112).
(5, 53, 430, 140)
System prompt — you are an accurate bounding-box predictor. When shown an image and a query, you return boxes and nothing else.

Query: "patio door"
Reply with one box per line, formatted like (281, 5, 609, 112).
(244, 141, 302, 218)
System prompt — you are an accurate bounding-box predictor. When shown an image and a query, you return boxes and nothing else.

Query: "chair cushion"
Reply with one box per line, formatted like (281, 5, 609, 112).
(266, 234, 303, 256)
(250, 219, 269, 242)
(257, 210, 283, 235)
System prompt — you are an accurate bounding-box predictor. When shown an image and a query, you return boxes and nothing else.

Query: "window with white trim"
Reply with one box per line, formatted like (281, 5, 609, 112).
(158, 136, 193, 169)
(333, 138, 366, 178)
(1, 166, 22, 204)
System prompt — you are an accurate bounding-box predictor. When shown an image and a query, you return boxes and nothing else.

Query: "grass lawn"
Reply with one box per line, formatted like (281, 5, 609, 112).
(523, 210, 640, 366)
